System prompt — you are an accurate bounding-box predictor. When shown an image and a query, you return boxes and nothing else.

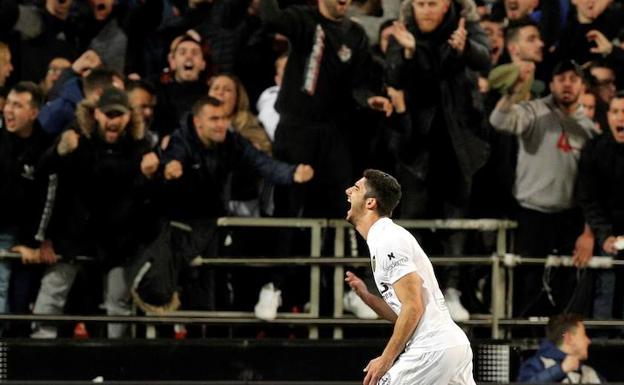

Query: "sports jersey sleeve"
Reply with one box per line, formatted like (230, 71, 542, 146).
(377, 234, 416, 285)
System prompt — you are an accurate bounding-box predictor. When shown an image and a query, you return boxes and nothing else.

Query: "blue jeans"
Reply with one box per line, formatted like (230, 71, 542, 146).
(0, 232, 16, 314)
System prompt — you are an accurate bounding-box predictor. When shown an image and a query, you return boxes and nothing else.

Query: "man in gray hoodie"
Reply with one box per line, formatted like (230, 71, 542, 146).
(489, 59, 595, 317)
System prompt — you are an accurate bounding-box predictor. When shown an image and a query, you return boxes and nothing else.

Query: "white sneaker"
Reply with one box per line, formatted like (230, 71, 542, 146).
(343, 290, 378, 319)
(30, 326, 58, 339)
(444, 288, 470, 322)
(254, 283, 282, 321)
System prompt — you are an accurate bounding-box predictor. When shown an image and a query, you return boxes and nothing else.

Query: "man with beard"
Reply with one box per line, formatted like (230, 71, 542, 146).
(31, 87, 159, 338)
(344, 169, 475, 385)
(489, 60, 595, 317)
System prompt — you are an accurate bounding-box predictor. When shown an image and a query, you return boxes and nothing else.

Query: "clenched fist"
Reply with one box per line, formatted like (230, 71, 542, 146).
(164, 160, 183, 180)
(141, 152, 160, 178)
(293, 164, 314, 183)
(57, 130, 80, 156)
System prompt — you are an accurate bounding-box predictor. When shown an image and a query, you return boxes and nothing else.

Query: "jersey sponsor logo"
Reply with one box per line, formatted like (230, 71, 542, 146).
(337, 44, 352, 62)
(384, 256, 408, 272)
(387, 252, 395, 260)
(380, 282, 390, 294)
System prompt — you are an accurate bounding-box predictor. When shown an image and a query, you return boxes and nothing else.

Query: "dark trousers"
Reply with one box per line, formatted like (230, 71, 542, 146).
(513, 206, 586, 317)
(271, 120, 353, 312)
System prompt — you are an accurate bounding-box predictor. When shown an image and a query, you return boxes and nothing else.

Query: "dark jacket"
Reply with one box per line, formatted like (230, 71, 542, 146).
(73, 0, 162, 74)
(554, 4, 624, 66)
(40, 101, 153, 266)
(0, 0, 79, 83)
(0, 121, 54, 247)
(151, 80, 207, 138)
(38, 77, 84, 135)
(386, 0, 490, 197)
(259, 0, 374, 124)
(577, 133, 624, 250)
(517, 340, 603, 383)
(160, 114, 296, 222)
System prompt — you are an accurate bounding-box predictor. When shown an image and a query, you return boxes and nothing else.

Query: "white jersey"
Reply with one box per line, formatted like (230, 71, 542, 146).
(367, 217, 469, 354)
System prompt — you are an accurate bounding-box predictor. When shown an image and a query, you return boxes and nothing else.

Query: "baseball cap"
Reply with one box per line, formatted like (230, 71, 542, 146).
(97, 87, 130, 114)
(552, 59, 583, 78)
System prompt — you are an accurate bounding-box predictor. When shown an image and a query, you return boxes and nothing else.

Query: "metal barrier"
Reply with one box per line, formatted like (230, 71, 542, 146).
(166, 218, 517, 338)
(502, 254, 624, 326)
(14, 217, 602, 339)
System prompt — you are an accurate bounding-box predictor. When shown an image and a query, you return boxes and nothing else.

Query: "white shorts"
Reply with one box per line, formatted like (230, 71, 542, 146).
(378, 344, 476, 385)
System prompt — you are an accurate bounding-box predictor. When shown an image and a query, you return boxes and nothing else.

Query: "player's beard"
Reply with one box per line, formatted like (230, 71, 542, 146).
(346, 200, 364, 226)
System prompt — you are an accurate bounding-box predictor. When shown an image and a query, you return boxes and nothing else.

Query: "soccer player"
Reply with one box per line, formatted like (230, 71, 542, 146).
(344, 169, 475, 385)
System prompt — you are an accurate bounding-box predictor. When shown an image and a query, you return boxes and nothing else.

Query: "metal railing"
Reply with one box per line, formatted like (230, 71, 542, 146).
(16, 217, 624, 339)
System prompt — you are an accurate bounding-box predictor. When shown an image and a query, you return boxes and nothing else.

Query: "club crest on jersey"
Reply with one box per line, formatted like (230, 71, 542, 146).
(338, 45, 352, 62)
(371, 255, 376, 272)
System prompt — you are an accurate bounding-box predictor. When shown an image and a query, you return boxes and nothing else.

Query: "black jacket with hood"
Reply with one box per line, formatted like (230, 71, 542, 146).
(386, 0, 490, 203)
(39, 101, 154, 266)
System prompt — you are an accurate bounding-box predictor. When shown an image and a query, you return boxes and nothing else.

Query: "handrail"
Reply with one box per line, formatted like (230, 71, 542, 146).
(0, 217, 534, 340)
(328, 218, 518, 230)
(190, 256, 497, 266)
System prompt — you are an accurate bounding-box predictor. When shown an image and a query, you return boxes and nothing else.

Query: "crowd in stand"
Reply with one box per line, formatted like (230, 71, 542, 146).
(0, 0, 624, 339)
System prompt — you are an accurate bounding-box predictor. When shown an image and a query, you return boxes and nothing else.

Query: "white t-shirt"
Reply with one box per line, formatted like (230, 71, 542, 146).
(367, 217, 469, 354)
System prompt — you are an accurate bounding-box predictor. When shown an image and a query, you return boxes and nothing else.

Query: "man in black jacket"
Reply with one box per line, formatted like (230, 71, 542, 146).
(259, 0, 391, 222)
(130, 96, 313, 315)
(385, 0, 490, 321)
(31, 87, 159, 338)
(578, 91, 624, 319)
(0, 82, 51, 335)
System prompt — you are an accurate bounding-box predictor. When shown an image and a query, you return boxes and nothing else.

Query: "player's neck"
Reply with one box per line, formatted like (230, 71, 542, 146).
(356, 213, 382, 240)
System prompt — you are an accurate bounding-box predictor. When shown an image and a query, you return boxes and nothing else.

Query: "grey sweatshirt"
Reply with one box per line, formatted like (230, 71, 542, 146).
(490, 95, 594, 213)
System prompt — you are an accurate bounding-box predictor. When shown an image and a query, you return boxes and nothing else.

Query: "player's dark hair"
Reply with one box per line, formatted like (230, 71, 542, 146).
(363, 169, 402, 217)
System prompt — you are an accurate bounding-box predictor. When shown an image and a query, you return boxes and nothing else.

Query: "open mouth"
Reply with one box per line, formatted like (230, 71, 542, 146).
(507, 1, 519, 10)
(616, 126, 624, 133)
(183, 62, 195, 71)
(96, 3, 106, 11)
